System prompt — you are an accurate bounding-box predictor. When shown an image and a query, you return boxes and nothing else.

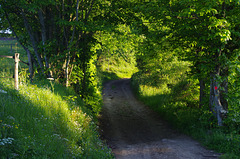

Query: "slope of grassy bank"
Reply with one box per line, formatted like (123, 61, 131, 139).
(0, 78, 113, 158)
(131, 70, 240, 159)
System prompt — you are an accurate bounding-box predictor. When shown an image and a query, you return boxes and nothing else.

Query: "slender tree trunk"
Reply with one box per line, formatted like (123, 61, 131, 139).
(38, 8, 51, 77)
(21, 9, 45, 75)
(82, 63, 87, 99)
(26, 49, 34, 80)
(65, 0, 80, 87)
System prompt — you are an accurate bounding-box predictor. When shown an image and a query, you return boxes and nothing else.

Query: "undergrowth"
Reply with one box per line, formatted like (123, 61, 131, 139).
(0, 77, 113, 158)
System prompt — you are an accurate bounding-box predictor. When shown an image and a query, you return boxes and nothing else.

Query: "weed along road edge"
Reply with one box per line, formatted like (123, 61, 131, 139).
(99, 79, 221, 159)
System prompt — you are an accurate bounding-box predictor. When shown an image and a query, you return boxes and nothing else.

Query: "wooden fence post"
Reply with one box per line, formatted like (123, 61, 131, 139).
(14, 53, 19, 90)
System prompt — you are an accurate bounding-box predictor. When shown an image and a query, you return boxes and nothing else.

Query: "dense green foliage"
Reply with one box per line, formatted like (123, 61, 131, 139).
(0, 0, 141, 114)
(129, 0, 240, 158)
(0, 0, 111, 102)
(0, 0, 240, 158)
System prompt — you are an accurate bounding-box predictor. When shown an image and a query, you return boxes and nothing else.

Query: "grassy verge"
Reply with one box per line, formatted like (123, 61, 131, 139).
(131, 72, 240, 159)
(0, 77, 113, 158)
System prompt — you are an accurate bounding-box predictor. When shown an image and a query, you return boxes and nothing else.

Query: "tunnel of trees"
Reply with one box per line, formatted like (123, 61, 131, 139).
(0, 0, 239, 133)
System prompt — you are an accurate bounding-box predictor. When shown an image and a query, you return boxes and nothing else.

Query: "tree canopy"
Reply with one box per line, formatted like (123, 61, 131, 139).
(1, 0, 240, 125)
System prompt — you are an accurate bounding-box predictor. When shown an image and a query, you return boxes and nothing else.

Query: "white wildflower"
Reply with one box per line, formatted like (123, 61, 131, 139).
(0, 89, 7, 94)
(7, 116, 15, 121)
(0, 137, 14, 146)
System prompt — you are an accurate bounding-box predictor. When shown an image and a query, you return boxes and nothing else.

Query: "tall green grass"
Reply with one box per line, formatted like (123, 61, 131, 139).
(0, 78, 113, 158)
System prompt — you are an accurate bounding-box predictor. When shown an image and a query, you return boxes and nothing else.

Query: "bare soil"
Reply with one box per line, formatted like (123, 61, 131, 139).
(99, 79, 222, 159)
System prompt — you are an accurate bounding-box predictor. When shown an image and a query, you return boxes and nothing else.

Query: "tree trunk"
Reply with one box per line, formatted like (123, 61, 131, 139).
(21, 9, 45, 75)
(25, 49, 33, 79)
(209, 74, 224, 126)
(220, 67, 228, 111)
(82, 63, 87, 99)
(209, 49, 227, 126)
(38, 8, 51, 77)
(199, 78, 206, 108)
(65, 0, 80, 87)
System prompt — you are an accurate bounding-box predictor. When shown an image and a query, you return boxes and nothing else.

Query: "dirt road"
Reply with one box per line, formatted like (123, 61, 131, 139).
(99, 79, 221, 159)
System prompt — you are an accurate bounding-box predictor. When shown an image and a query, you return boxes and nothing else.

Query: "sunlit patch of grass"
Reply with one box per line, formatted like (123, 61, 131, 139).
(0, 78, 113, 158)
(138, 84, 170, 97)
(99, 55, 138, 80)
